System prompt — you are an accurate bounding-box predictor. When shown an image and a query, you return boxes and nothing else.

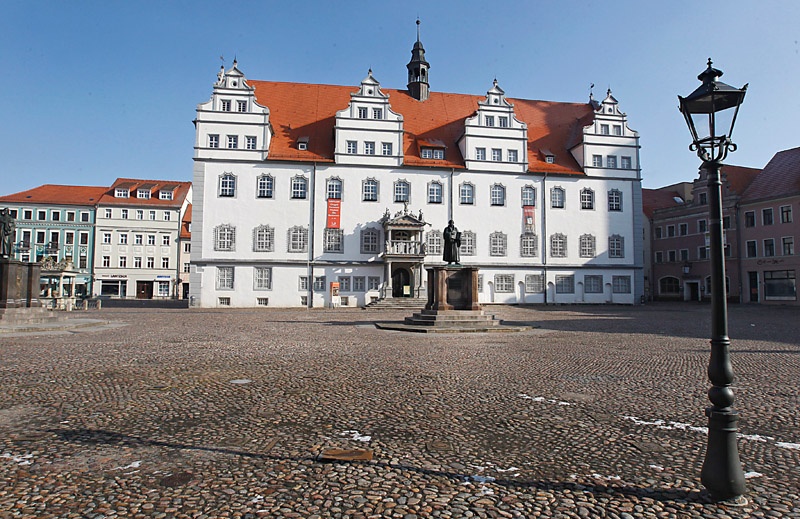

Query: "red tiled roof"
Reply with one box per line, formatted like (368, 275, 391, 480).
(742, 147, 800, 202)
(642, 188, 684, 218)
(0, 184, 108, 206)
(97, 178, 191, 207)
(720, 165, 760, 196)
(250, 81, 595, 175)
(180, 204, 192, 239)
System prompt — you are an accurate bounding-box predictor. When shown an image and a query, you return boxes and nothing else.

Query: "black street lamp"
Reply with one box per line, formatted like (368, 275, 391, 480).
(679, 59, 748, 502)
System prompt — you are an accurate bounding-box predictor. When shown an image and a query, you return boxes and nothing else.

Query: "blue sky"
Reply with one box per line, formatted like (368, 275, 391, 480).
(2, 0, 798, 195)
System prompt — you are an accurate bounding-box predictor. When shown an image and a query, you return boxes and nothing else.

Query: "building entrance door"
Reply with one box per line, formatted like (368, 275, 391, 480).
(748, 271, 759, 302)
(688, 281, 699, 301)
(136, 281, 153, 299)
(391, 268, 411, 298)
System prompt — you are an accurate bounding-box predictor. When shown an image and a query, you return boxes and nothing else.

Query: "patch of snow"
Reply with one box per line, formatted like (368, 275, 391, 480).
(230, 379, 252, 385)
(518, 393, 573, 406)
(744, 471, 763, 479)
(496, 466, 520, 473)
(649, 465, 664, 471)
(111, 460, 142, 471)
(777, 442, 800, 450)
(1, 453, 33, 466)
(739, 434, 774, 442)
(341, 430, 371, 442)
(590, 473, 621, 481)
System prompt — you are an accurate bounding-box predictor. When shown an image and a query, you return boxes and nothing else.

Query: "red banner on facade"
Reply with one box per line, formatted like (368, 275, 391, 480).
(327, 199, 341, 229)
(523, 205, 535, 228)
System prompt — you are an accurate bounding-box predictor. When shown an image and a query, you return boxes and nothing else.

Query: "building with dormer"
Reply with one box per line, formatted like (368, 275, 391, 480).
(190, 28, 643, 308)
(93, 178, 192, 299)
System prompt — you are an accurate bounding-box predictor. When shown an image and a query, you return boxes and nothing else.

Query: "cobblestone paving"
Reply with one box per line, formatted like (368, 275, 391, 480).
(1, 303, 798, 518)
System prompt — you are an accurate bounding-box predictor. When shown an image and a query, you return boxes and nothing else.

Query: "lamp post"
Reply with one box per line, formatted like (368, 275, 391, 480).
(679, 59, 747, 502)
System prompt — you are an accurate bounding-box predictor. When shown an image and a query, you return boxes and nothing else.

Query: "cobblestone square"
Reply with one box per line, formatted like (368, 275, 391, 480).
(1, 303, 798, 518)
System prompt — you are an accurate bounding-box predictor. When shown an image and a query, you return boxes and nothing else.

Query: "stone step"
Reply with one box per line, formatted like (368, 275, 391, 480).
(404, 317, 500, 327)
(406, 313, 497, 322)
(0, 307, 67, 325)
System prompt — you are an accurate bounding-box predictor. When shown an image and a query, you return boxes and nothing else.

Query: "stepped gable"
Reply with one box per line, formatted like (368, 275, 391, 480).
(719, 164, 761, 196)
(249, 80, 592, 175)
(742, 147, 800, 202)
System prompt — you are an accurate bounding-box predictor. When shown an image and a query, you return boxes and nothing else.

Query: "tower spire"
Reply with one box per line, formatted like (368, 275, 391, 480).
(406, 19, 430, 101)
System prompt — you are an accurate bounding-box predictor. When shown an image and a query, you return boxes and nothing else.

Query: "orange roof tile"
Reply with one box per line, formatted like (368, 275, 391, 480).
(97, 178, 191, 207)
(250, 81, 594, 175)
(180, 203, 192, 239)
(642, 188, 684, 217)
(0, 184, 107, 206)
(720, 165, 760, 196)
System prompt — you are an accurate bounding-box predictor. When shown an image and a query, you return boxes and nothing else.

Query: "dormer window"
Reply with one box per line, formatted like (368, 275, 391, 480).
(160, 191, 174, 201)
(297, 136, 309, 151)
(137, 189, 151, 199)
(115, 188, 129, 198)
(420, 147, 444, 160)
(540, 149, 555, 164)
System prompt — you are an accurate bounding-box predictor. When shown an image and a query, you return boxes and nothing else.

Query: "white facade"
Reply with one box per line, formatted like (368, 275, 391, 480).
(191, 54, 643, 308)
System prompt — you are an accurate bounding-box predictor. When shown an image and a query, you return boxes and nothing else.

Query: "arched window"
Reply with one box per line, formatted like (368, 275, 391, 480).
(362, 178, 378, 202)
(490, 184, 506, 206)
(394, 180, 410, 203)
(580, 188, 595, 210)
(219, 173, 236, 198)
(551, 187, 565, 208)
(659, 277, 680, 294)
(428, 181, 443, 204)
(256, 175, 273, 199)
(327, 177, 343, 200)
(579, 234, 596, 257)
(522, 186, 536, 207)
(214, 224, 236, 251)
(291, 176, 308, 199)
(460, 183, 475, 205)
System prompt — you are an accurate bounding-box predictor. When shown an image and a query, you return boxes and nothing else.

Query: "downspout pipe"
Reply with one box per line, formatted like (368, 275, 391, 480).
(307, 163, 316, 309)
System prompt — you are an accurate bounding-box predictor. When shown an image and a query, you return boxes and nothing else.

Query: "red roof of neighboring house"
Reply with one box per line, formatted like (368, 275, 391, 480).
(97, 178, 191, 207)
(0, 184, 108, 206)
(742, 147, 800, 202)
(642, 188, 684, 217)
(180, 203, 192, 239)
(720, 165, 761, 196)
(250, 81, 595, 175)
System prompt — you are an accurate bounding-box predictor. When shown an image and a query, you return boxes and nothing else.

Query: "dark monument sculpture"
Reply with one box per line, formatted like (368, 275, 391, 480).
(443, 220, 461, 265)
(0, 208, 14, 258)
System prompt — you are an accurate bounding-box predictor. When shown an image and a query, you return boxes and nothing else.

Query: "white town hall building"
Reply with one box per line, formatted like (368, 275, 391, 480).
(190, 30, 643, 308)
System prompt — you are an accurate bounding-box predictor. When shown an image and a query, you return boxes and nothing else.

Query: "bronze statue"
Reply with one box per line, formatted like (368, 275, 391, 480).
(0, 207, 15, 258)
(443, 220, 461, 265)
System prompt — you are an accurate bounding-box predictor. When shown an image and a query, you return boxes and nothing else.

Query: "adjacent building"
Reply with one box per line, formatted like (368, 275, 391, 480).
(93, 178, 192, 299)
(190, 31, 644, 308)
(0, 185, 107, 297)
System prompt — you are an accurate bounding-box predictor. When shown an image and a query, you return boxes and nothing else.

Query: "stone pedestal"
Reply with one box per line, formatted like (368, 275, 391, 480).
(0, 259, 42, 309)
(426, 266, 481, 311)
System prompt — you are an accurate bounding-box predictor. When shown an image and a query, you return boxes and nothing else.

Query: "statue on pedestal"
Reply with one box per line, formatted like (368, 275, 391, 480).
(443, 220, 461, 265)
(0, 208, 15, 258)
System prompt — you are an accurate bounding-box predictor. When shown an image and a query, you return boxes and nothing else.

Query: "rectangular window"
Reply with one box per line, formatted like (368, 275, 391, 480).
(102, 232, 112, 244)
(485, 115, 495, 127)
(368, 276, 381, 291)
(183, 263, 191, 273)
(394, 182, 409, 203)
(508, 149, 518, 163)
(783, 237, 794, 256)
(592, 155, 602, 167)
(120, 209, 128, 219)
(353, 277, 365, 292)
(555, 275, 575, 294)
(746, 240, 757, 258)
(498, 116, 508, 128)
(781, 205, 792, 223)
(254, 267, 272, 290)
(149, 210, 156, 220)
(65, 232, 74, 245)
(246, 136, 257, 150)
(668, 250, 677, 262)
(79, 232, 89, 245)
(323, 228, 344, 253)
(612, 276, 631, 294)
(164, 211, 171, 221)
(136, 209, 143, 220)
(299, 276, 309, 291)
(723, 216, 731, 229)
(365, 142, 375, 155)
(147, 235, 156, 245)
(744, 211, 755, 227)
(217, 267, 234, 290)
(81, 212, 90, 222)
(347, 141, 357, 154)
(51, 211, 60, 221)
(160, 190, 173, 200)
(764, 239, 775, 257)
(698, 219, 707, 233)
(381, 142, 392, 156)
(221, 100, 231, 112)
(157, 281, 170, 297)
(133, 257, 142, 268)
(104, 208, 112, 219)
(184, 242, 191, 253)
(209, 134, 219, 148)
(114, 189, 128, 199)
(525, 274, 544, 293)
(147, 257, 154, 268)
(763, 208, 774, 225)
(584, 275, 603, 294)
(551, 188, 565, 209)
(137, 189, 150, 199)
(621, 156, 632, 169)
(476, 148, 486, 161)
(23, 209, 33, 220)
(655, 227, 663, 239)
(162, 235, 170, 246)
(764, 270, 796, 300)
(608, 190, 622, 211)
(613, 125, 622, 136)
(494, 274, 514, 292)
(66, 211, 76, 222)
(699, 192, 708, 205)
(678, 223, 688, 236)
(680, 249, 689, 261)
(363, 180, 378, 202)
(118, 256, 127, 268)
(667, 225, 675, 237)
(161, 257, 169, 269)
(491, 149, 502, 162)
(358, 107, 368, 119)
(655, 251, 663, 263)
(433, 149, 444, 159)
(607, 155, 617, 168)
(313, 276, 326, 292)
(372, 108, 382, 119)
(227, 135, 238, 149)
(237, 100, 247, 112)
(102, 256, 110, 267)
(698, 247, 708, 260)
(291, 177, 308, 199)
(338, 276, 351, 292)
(600, 124, 609, 135)
(218, 297, 231, 306)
